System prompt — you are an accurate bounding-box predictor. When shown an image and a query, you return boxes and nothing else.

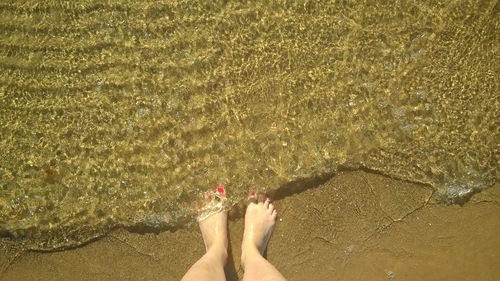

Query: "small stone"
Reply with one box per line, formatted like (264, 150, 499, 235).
(344, 245, 354, 254)
(386, 270, 396, 279)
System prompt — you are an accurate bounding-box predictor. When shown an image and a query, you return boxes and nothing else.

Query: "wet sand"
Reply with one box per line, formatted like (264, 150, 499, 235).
(1, 171, 499, 281)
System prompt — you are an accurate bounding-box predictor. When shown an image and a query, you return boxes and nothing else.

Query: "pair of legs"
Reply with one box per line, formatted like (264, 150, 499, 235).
(181, 192, 287, 281)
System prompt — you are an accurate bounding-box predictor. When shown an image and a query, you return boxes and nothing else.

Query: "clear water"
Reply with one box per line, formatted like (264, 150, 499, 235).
(0, 0, 498, 250)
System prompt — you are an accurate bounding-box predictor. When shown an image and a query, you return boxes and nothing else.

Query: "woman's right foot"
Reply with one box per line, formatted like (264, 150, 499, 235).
(241, 192, 278, 266)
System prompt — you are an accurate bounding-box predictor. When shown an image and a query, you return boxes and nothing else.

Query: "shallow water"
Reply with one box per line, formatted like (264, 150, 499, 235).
(0, 0, 498, 250)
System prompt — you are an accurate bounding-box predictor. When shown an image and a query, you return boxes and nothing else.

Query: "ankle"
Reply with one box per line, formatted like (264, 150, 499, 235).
(240, 244, 262, 268)
(207, 242, 228, 263)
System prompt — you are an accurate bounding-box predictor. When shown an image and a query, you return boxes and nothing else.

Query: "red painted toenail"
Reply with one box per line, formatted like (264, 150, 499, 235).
(217, 184, 225, 194)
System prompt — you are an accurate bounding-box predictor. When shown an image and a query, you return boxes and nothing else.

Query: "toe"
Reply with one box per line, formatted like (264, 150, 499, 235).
(264, 198, 270, 208)
(269, 203, 275, 212)
(216, 184, 225, 196)
(247, 192, 257, 204)
(271, 209, 277, 219)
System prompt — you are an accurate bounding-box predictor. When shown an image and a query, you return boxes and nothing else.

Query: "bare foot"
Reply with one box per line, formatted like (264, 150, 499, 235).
(197, 189, 229, 262)
(241, 192, 277, 266)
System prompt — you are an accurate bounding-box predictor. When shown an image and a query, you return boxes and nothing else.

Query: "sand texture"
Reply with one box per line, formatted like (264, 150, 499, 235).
(1, 171, 499, 281)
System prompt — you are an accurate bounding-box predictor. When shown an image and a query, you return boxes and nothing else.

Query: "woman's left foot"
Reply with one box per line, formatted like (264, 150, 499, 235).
(197, 187, 229, 262)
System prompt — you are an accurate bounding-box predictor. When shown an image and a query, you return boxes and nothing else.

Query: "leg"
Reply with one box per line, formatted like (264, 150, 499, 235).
(181, 239, 227, 281)
(181, 192, 228, 281)
(241, 193, 287, 281)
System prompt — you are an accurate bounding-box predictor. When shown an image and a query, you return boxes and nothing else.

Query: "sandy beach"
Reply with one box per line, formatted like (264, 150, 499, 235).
(1, 171, 499, 281)
(1, 1, 498, 280)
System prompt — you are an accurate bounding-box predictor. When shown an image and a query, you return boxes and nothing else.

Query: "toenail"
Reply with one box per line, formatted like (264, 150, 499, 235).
(217, 184, 225, 194)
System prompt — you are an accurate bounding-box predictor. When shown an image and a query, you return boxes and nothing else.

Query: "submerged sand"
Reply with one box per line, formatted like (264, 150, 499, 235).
(2, 1, 498, 248)
(1, 171, 499, 281)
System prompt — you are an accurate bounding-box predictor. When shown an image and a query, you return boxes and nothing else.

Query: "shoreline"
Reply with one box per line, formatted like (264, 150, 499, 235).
(1, 171, 499, 281)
